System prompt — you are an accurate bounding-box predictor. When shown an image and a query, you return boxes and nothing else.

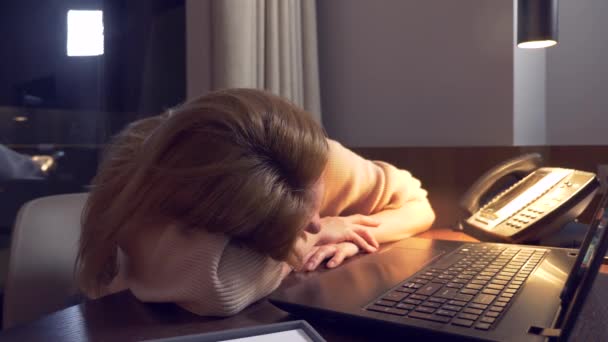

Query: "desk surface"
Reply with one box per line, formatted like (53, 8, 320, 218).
(0, 229, 606, 342)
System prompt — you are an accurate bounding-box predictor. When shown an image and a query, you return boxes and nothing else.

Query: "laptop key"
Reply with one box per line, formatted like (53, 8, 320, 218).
(396, 287, 416, 293)
(475, 322, 492, 330)
(473, 294, 496, 305)
(416, 282, 444, 296)
(410, 294, 429, 300)
(485, 311, 500, 318)
(442, 304, 462, 312)
(452, 318, 474, 327)
(421, 301, 441, 308)
(428, 297, 447, 303)
(367, 305, 408, 316)
(383, 292, 409, 302)
(471, 280, 488, 285)
(436, 309, 457, 317)
(408, 311, 451, 323)
(480, 316, 496, 324)
(454, 293, 474, 302)
(482, 289, 501, 295)
(463, 308, 484, 315)
(458, 313, 479, 321)
(396, 303, 416, 310)
(415, 306, 436, 314)
(375, 300, 395, 307)
(460, 289, 479, 295)
(436, 288, 459, 299)
(403, 298, 422, 305)
(497, 295, 511, 302)
(486, 284, 505, 290)
(468, 303, 488, 310)
(447, 300, 467, 307)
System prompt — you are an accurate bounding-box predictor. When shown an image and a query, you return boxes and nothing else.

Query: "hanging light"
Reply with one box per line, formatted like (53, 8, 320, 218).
(517, 0, 558, 49)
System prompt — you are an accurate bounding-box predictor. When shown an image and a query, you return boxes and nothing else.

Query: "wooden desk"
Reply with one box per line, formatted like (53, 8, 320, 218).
(0, 229, 605, 341)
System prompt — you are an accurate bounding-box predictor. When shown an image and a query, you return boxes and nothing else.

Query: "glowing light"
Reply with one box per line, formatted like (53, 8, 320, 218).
(67, 10, 104, 56)
(13, 116, 28, 122)
(31, 156, 55, 172)
(517, 40, 557, 49)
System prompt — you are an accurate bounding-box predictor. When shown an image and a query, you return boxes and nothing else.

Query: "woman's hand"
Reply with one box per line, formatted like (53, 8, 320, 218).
(301, 242, 362, 271)
(316, 215, 381, 253)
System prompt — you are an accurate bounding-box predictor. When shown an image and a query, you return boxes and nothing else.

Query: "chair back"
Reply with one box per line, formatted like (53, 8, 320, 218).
(2, 193, 88, 329)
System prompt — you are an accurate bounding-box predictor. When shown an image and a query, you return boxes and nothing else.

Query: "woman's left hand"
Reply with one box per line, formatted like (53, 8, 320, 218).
(301, 242, 363, 271)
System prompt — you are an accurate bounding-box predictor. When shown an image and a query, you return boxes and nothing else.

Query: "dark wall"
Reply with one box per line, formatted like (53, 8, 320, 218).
(0, 0, 185, 232)
(0, 0, 185, 143)
(103, 0, 186, 129)
(0, 0, 103, 110)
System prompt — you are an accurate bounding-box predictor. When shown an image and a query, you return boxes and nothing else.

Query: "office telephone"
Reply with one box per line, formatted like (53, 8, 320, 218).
(460, 153, 599, 243)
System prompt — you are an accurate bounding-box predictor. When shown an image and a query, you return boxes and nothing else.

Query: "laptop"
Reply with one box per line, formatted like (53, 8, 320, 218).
(269, 191, 608, 341)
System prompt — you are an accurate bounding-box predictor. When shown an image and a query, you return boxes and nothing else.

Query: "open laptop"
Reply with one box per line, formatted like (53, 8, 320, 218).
(270, 191, 608, 341)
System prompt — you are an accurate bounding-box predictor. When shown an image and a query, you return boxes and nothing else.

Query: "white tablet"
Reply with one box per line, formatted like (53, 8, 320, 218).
(145, 320, 326, 342)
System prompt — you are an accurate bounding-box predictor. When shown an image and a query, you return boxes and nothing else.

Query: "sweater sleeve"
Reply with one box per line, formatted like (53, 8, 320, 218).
(126, 225, 290, 317)
(320, 139, 428, 217)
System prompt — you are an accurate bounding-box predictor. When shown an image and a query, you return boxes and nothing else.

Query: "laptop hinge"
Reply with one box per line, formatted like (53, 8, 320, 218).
(528, 326, 562, 338)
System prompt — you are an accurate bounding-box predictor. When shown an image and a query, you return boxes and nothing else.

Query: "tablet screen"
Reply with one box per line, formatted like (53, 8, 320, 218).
(220, 328, 313, 342)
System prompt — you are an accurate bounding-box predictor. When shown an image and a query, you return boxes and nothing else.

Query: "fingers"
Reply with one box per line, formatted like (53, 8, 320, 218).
(327, 243, 359, 268)
(349, 214, 381, 227)
(326, 248, 346, 268)
(305, 245, 337, 271)
(354, 226, 380, 249)
(348, 230, 378, 253)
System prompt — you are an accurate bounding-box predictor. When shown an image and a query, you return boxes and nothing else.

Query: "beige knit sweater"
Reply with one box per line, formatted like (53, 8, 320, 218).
(103, 139, 428, 316)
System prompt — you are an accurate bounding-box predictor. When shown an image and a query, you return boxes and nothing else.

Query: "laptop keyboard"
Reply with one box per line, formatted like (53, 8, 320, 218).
(365, 244, 547, 330)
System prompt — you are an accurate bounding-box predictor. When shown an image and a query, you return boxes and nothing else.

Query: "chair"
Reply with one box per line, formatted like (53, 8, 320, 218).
(2, 193, 88, 329)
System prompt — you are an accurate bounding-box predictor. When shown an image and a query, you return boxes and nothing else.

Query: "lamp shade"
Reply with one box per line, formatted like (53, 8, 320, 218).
(517, 0, 558, 48)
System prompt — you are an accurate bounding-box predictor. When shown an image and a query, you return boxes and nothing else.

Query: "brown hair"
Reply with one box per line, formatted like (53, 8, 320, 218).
(76, 88, 328, 296)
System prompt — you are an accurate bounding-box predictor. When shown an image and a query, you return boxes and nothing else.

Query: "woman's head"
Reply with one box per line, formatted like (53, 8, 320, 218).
(77, 88, 329, 295)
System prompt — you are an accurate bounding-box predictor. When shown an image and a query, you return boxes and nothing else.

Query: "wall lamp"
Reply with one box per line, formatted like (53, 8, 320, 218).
(517, 0, 558, 49)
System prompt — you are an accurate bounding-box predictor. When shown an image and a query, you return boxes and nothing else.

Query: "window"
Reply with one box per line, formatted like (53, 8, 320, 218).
(66, 10, 104, 56)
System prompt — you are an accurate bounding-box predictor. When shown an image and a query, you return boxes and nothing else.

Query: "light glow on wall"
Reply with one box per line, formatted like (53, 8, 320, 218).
(67, 10, 104, 56)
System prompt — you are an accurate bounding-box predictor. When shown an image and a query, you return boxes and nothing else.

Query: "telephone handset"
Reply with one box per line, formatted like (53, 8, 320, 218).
(460, 154, 599, 243)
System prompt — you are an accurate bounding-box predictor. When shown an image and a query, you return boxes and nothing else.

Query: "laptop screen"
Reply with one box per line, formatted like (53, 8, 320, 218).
(580, 207, 608, 269)
(559, 191, 608, 302)
(555, 189, 608, 339)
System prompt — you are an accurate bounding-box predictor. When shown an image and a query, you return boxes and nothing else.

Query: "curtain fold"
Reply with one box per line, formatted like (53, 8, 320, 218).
(210, 0, 321, 121)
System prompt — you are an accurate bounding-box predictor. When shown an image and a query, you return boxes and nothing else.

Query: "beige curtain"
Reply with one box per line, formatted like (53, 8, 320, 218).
(211, 0, 322, 121)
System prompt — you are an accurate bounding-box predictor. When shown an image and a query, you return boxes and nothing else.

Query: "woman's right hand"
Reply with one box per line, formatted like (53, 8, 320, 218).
(301, 241, 361, 271)
(287, 214, 380, 270)
(314, 215, 380, 253)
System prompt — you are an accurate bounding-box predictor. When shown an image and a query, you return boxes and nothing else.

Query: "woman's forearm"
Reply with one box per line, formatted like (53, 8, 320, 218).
(369, 200, 436, 244)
